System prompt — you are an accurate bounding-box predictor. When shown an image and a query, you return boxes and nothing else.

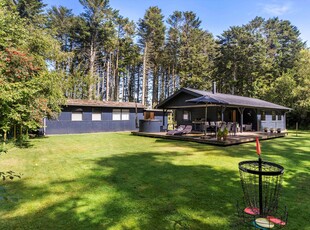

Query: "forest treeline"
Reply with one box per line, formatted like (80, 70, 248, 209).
(1, 0, 310, 134)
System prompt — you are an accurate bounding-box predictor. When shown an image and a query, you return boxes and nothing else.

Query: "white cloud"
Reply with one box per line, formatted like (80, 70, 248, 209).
(261, 2, 292, 16)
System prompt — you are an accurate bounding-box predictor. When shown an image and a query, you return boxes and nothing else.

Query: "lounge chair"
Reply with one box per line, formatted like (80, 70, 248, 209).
(166, 125, 185, 135)
(173, 125, 192, 135)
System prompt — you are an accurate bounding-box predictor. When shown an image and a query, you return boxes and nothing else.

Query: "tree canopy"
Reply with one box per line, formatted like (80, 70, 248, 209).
(1, 0, 309, 133)
(0, 0, 65, 140)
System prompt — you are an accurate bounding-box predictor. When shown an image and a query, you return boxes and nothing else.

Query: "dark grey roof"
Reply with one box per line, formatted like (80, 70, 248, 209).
(186, 95, 228, 105)
(157, 88, 291, 110)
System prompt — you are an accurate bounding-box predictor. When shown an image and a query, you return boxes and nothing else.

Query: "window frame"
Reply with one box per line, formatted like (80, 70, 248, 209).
(272, 111, 276, 121)
(121, 109, 129, 121)
(92, 112, 102, 121)
(112, 109, 121, 121)
(72, 111, 83, 121)
(261, 110, 266, 121)
(183, 110, 191, 121)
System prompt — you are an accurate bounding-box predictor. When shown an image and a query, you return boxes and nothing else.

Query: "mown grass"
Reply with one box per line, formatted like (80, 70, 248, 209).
(0, 131, 309, 229)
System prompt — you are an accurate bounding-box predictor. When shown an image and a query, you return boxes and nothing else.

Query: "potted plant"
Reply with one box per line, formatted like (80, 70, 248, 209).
(264, 127, 268, 132)
(270, 128, 274, 133)
(217, 129, 223, 141)
(277, 128, 281, 133)
(223, 127, 229, 141)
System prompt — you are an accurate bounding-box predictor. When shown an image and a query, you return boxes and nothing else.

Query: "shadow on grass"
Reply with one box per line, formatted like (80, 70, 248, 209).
(154, 132, 310, 165)
(0, 151, 242, 229)
(1, 132, 309, 229)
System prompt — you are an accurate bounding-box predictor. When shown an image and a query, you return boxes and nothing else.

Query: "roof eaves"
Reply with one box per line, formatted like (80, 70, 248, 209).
(156, 88, 204, 109)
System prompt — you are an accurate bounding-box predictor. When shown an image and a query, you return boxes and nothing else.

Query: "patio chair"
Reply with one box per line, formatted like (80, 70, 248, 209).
(245, 123, 252, 131)
(173, 125, 192, 135)
(166, 125, 185, 135)
(207, 121, 216, 135)
(219, 123, 226, 132)
(202, 122, 209, 135)
(226, 123, 233, 135)
(231, 122, 240, 135)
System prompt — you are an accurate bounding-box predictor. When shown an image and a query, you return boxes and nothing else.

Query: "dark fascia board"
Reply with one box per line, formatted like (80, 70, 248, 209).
(66, 99, 145, 109)
(144, 108, 172, 112)
(156, 88, 204, 109)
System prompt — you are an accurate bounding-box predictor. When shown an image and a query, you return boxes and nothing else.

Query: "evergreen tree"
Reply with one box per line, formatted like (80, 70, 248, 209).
(138, 6, 165, 106)
(79, 0, 116, 100)
(216, 17, 304, 97)
(166, 11, 216, 90)
(166, 11, 182, 94)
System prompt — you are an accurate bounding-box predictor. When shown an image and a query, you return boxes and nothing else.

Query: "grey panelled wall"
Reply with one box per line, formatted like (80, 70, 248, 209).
(45, 106, 145, 135)
(258, 111, 286, 131)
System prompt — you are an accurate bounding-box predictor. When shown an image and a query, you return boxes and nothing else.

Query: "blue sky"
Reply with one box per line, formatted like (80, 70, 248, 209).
(43, 0, 310, 45)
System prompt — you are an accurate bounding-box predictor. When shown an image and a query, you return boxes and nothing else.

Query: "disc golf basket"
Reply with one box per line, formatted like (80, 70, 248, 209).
(237, 157, 288, 229)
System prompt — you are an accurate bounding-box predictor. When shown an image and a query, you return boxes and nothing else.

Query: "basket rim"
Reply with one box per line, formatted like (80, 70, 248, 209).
(239, 160, 284, 176)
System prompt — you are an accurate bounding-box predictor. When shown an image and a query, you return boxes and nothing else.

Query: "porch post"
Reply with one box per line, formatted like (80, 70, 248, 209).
(221, 106, 226, 122)
(256, 109, 259, 132)
(162, 109, 165, 126)
(284, 111, 287, 131)
(238, 107, 245, 133)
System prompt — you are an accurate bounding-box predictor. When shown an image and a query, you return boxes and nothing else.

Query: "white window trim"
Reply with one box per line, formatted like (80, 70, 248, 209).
(112, 109, 130, 121)
(72, 112, 83, 121)
(121, 109, 129, 120)
(183, 110, 191, 121)
(92, 112, 102, 121)
(112, 109, 121, 120)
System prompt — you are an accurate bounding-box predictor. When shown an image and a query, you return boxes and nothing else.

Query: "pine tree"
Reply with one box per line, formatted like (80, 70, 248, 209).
(79, 0, 116, 100)
(138, 6, 165, 106)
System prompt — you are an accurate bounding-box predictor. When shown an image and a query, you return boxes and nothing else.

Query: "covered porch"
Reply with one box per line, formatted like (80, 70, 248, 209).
(156, 88, 290, 135)
(171, 105, 259, 133)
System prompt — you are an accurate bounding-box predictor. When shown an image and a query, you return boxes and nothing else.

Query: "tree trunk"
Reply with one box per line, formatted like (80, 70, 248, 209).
(106, 53, 111, 101)
(88, 38, 97, 100)
(160, 67, 165, 101)
(114, 50, 119, 101)
(101, 61, 106, 100)
(142, 42, 148, 105)
(96, 72, 101, 100)
(171, 65, 175, 95)
(137, 64, 141, 103)
(3, 131, 7, 143)
(110, 53, 115, 100)
(128, 65, 133, 102)
(152, 65, 159, 107)
(14, 125, 16, 140)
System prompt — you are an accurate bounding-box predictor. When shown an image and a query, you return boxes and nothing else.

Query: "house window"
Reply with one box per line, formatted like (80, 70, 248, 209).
(278, 112, 282, 120)
(272, 111, 276, 120)
(261, 111, 266, 121)
(112, 109, 121, 120)
(92, 108, 101, 121)
(72, 112, 83, 121)
(122, 109, 129, 120)
(112, 109, 129, 121)
(183, 110, 191, 121)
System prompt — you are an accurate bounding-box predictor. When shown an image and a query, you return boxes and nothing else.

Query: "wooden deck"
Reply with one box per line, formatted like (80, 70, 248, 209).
(131, 131, 287, 146)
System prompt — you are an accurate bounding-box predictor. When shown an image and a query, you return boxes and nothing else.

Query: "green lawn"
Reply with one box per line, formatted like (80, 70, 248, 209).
(0, 131, 309, 229)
